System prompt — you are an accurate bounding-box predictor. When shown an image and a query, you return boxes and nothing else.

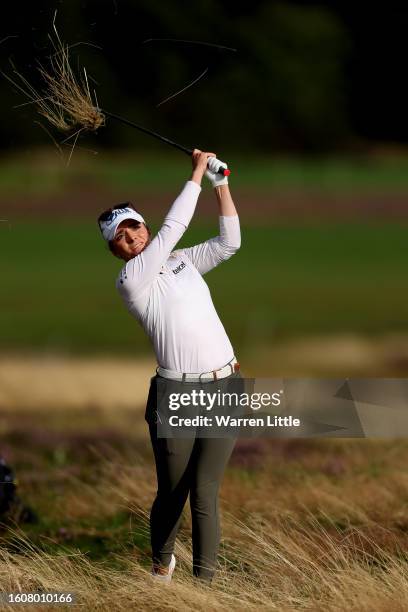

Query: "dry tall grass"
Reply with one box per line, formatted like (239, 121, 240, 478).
(1, 442, 408, 611)
(1, 507, 408, 611)
(6, 16, 104, 135)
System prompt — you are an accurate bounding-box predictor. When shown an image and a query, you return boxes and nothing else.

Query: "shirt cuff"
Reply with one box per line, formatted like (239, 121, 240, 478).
(186, 180, 202, 193)
(219, 215, 241, 245)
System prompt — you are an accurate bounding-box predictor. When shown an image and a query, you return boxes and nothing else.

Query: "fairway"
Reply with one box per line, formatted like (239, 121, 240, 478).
(2, 220, 408, 355)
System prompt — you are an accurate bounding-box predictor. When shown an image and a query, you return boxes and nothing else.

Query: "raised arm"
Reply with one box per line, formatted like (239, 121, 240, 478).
(178, 159, 241, 275)
(117, 150, 215, 297)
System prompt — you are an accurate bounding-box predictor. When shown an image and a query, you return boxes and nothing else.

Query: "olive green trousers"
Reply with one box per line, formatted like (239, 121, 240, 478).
(145, 372, 241, 582)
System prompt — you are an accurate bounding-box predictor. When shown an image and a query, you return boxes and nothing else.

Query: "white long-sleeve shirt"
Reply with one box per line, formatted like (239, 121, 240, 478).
(116, 180, 241, 373)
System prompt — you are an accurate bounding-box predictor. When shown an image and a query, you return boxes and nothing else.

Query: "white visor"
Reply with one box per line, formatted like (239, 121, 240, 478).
(99, 207, 146, 242)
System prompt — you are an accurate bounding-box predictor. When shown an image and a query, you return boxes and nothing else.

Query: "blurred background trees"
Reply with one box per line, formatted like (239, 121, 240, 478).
(1, 1, 407, 153)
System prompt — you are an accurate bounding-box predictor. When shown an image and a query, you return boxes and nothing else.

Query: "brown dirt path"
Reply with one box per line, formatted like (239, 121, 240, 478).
(2, 188, 408, 222)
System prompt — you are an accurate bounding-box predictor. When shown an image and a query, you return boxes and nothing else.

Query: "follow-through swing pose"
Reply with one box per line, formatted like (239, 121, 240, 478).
(98, 150, 241, 583)
(6, 22, 242, 585)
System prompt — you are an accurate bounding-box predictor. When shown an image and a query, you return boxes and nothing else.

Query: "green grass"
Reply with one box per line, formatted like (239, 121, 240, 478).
(3, 150, 408, 194)
(2, 220, 408, 355)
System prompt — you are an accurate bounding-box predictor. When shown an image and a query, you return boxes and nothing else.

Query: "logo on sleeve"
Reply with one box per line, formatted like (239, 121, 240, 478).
(172, 261, 186, 275)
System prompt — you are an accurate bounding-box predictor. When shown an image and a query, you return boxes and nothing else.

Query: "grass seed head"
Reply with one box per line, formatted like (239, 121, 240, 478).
(7, 21, 105, 134)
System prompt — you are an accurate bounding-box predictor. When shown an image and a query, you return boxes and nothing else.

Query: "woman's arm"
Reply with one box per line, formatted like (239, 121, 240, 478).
(214, 184, 238, 216)
(117, 150, 215, 297)
(178, 164, 241, 275)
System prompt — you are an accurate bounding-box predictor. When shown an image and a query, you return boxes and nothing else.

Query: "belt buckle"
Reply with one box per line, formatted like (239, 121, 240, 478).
(199, 371, 212, 383)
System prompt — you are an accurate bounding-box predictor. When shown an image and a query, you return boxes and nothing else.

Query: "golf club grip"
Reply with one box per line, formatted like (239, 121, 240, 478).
(180, 147, 232, 176)
(216, 165, 231, 177)
(211, 158, 231, 177)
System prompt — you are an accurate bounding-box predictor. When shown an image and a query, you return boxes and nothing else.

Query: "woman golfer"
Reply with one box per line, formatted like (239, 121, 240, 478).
(98, 150, 241, 583)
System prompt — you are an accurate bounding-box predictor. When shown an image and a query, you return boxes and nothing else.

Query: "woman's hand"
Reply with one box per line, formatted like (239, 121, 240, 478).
(205, 156, 229, 188)
(190, 149, 216, 186)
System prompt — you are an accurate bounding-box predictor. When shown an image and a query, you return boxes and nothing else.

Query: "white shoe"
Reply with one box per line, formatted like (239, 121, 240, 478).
(151, 554, 176, 583)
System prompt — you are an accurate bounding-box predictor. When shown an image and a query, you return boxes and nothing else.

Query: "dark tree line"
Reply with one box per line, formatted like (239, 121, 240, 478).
(1, 0, 407, 153)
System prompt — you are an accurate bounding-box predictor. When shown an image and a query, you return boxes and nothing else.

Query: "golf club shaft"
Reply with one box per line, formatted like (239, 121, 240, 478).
(100, 109, 230, 177)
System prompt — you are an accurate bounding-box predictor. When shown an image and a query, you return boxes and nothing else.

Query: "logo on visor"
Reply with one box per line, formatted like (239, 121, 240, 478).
(103, 208, 132, 227)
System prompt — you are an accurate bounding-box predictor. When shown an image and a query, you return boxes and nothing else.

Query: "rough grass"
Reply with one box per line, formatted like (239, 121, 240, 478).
(2, 408, 408, 610)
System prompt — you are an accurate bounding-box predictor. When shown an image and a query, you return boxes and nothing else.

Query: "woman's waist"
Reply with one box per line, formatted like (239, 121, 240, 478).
(157, 354, 238, 380)
(156, 343, 235, 375)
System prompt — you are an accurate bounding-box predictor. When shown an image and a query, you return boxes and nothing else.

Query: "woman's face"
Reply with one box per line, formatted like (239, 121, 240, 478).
(112, 219, 151, 261)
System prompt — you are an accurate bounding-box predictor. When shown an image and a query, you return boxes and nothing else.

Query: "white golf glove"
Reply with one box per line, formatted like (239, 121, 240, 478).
(205, 156, 229, 187)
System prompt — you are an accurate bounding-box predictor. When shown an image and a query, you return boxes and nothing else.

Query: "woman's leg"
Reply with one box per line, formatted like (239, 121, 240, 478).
(145, 372, 241, 575)
(148, 423, 196, 567)
(189, 435, 236, 582)
(189, 372, 243, 581)
(146, 375, 198, 568)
